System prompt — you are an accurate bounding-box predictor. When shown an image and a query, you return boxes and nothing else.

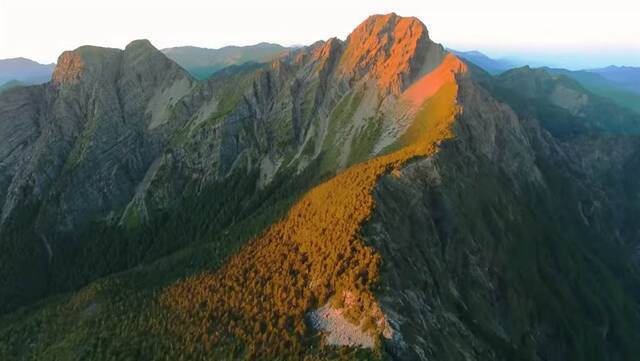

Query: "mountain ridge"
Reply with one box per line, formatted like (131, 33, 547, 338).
(586, 65, 640, 93)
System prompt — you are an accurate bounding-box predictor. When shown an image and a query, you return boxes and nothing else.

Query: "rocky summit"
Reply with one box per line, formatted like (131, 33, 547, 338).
(1, 13, 640, 361)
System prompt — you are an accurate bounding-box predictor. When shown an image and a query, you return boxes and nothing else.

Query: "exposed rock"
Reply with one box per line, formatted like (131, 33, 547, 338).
(339, 13, 443, 93)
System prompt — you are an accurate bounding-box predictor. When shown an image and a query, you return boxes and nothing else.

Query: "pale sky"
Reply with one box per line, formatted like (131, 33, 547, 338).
(1, 0, 639, 69)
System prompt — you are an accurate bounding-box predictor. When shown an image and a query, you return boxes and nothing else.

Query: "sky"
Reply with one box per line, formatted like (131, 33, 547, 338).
(0, 0, 638, 69)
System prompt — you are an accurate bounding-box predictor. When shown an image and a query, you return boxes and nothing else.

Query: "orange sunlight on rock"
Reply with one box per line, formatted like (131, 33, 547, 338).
(401, 53, 467, 108)
(52, 51, 85, 85)
(339, 13, 429, 93)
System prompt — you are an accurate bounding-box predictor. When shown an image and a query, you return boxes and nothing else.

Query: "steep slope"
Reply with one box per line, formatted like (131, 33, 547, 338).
(119, 13, 450, 230)
(364, 74, 640, 360)
(0, 39, 196, 312)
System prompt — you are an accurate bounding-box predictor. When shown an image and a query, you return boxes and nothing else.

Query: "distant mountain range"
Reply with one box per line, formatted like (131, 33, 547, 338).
(449, 50, 640, 114)
(0, 57, 55, 86)
(544, 67, 640, 113)
(161, 42, 290, 79)
(586, 66, 640, 94)
(449, 49, 516, 74)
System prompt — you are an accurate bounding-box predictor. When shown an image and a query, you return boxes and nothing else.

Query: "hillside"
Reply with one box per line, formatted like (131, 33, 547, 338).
(546, 67, 640, 114)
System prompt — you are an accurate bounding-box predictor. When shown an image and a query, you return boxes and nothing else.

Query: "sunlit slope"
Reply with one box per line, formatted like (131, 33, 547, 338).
(161, 56, 467, 358)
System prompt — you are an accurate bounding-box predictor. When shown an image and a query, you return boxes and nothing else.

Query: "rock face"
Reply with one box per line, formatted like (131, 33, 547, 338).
(1, 13, 640, 361)
(338, 13, 444, 93)
(0, 39, 196, 310)
(1, 40, 193, 232)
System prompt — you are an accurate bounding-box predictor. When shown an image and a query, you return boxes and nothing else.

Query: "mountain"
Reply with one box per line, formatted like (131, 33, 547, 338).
(546, 67, 640, 113)
(0, 57, 55, 85)
(447, 53, 640, 113)
(449, 49, 515, 74)
(586, 65, 640, 94)
(2, 13, 640, 361)
(162, 42, 290, 79)
(493, 66, 640, 136)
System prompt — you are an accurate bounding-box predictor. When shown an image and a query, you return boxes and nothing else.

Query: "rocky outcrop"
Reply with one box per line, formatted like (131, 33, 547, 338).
(338, 13, 446, 94)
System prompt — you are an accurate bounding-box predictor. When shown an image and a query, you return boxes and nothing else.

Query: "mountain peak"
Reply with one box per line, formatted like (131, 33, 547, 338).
(125, 39, 156, 52)
(52, 46, 121, 85)
(339, 13, 433, 93)
(357, 12, 423, 30)
(0, 57, 40, 66)
(122, 39, 165, 64)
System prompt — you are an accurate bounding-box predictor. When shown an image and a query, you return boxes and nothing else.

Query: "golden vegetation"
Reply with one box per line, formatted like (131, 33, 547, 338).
(160, 61, 465, 358)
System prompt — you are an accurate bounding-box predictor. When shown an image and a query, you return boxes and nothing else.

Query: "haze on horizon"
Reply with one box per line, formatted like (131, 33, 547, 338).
(1, 0, 638, 70)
